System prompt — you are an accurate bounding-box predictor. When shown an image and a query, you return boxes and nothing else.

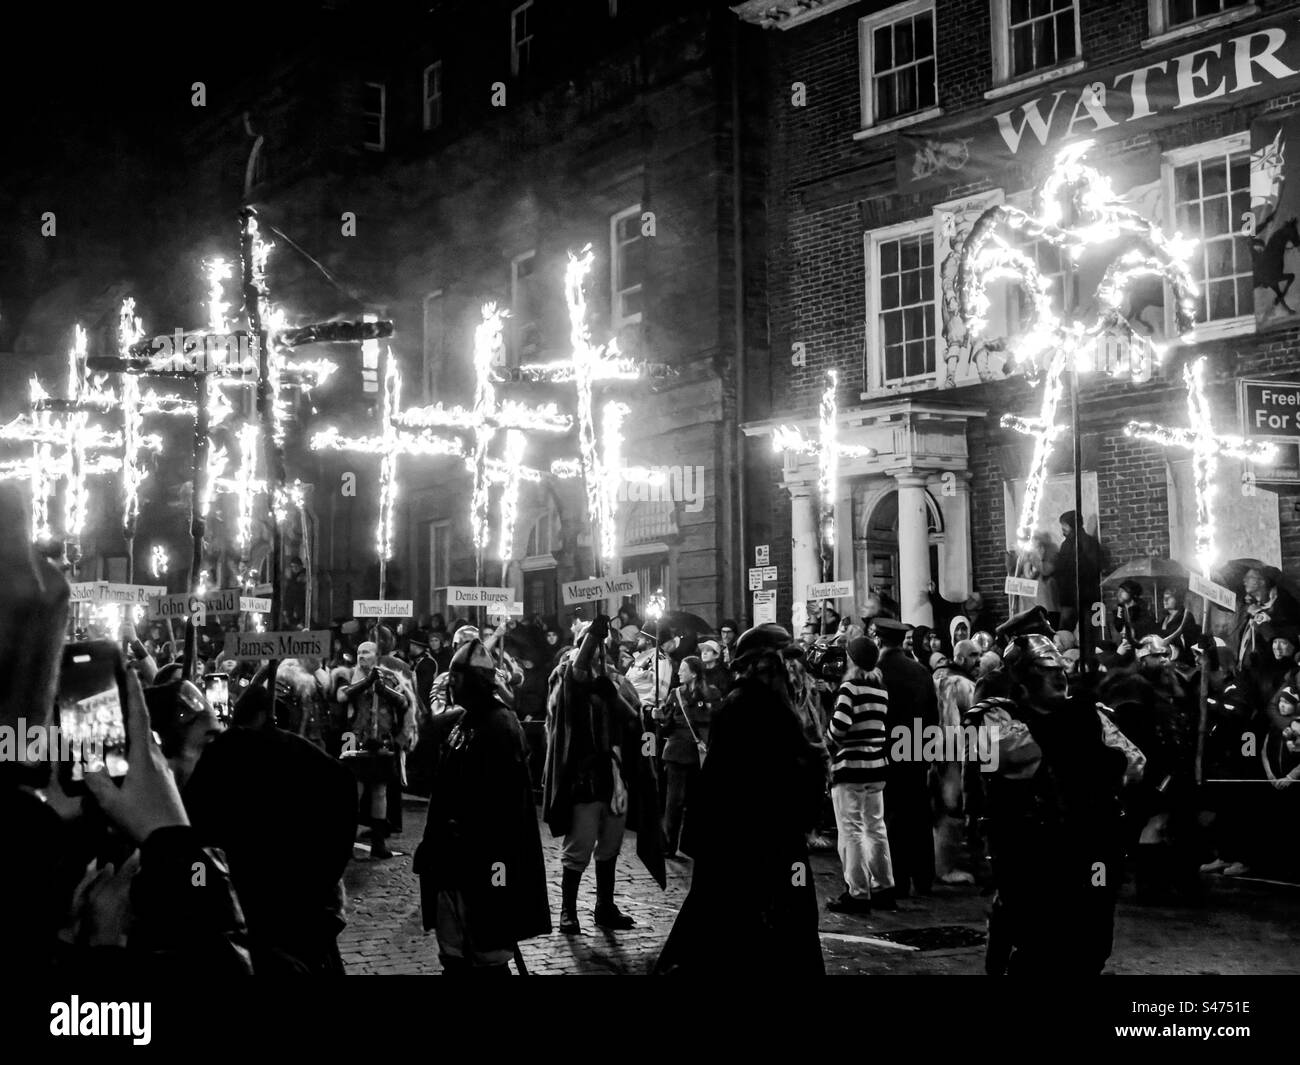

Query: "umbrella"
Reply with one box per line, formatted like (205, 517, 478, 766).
(655, 610, 715, 639)
(1212, 558, 1300, 605)
(1101, 558, 1190, 585)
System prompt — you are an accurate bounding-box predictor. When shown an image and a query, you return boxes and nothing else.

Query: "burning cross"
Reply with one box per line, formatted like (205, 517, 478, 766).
(0, 326, 123, 553)
(393, 304, 571, 570)
(1125, 357, 1275, 577)
(771, 369, 876, 577)
(312, 346, 465, 583)
(501, 248, 674, 572)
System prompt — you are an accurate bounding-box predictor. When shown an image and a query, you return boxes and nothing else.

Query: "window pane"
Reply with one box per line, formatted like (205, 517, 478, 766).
(876, 74, 897, 121)
(622, 289, 644, 318)
(1176, 202, 1198, 232)
(880, 240, 899, 274)
(898, 67, 917, 116)
(1203, 197, 1228, 238)
(904, 305, 926, 341)
(1056, 11, 1075, 59)
(896, 19, 914, 64)
(621, 240, 646, 287)
(1202, 159, 1227, 197)
(902, 269, 921, 305)
(1208, 278, 1235, 319)
(905, 340, 927, 377)
(1012, 26, 1033, 76)
(874, 25, 892, 71)
(1012, 0, 1030, 21)
(1174, 164, 1200, 203)
(1236, 274, 1253, 313)
(884, 337, 903, 381)
(883, 313, 903, 346)
(1205, 237, 1232, 279)
(882, 274, 900, 309)
(918, 60, 937, 108)
(901, 238, 919, 271)
(915, 14, 934, 57)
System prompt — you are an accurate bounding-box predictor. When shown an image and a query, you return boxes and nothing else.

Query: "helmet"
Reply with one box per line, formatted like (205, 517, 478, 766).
(806, 639, 847, 683)
(1135, 635, 1170, 661)
(1002, 633, 1068, 673)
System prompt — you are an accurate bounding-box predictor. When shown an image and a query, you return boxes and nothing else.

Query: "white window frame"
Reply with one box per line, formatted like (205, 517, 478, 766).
(511, 1, 534, 78)
(510, 250, 539, 364)
(610, 204, 644, 331)
(986, 0, 1084, 101)
(422, 290, 445, 402)
(855, 0, 942, 140)
(362, 81, 386, 151)
(1163, 131, 1255, 344)
(1143, 0, 1257, 50)
(864, 217, 939, 392)
(429, 519, 451, 617)
(422, 61, 443, 131)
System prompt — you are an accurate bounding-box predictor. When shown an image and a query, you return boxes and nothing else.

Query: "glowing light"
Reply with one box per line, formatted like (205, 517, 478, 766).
(509, 249, 674, 569)
(150, 544, 170, 579)
(396, 303, 570, 561)
(771, 370, 876, 557)
(1125, 357, 1276, 576)
(958, 139, 1198, 381)
(312, 351, 464, 562)
(959, 140, 1201, 546)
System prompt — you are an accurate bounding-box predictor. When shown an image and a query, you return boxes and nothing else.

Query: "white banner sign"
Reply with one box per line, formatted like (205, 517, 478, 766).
(561, 572, 641, 606)
(753, 590, 777, 624)
(148, 593, 206, 624)
(353, 599, 415, 618)
(748, 568, 764, 591)
(446, 586, 516, 608)
(1190, 572, 1237, 613)
(70, 582, 167, 606)
(806, 580, 854, 601)
(223, 629, 330, 661)
(756, 544, 770, 566)
(240, 596, 272, 614)
(1004, 576, 1040, 598)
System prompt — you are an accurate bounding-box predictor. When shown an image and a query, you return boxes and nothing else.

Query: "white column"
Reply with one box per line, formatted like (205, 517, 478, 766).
(931, 470, 971, 601)
(789, 484, 820, 632)
(895, 471, 934, 627)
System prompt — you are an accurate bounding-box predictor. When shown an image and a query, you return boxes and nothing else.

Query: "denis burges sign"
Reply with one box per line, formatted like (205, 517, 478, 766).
(898, 14, 1300, 191)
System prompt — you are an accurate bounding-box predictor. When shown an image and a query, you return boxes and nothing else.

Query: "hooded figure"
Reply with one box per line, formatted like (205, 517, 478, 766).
(654, 624, 826, 975)
(413, 639, 551, 973)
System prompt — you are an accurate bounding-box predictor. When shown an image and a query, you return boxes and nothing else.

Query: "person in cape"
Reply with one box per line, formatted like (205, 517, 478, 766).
(653, 623, 826, 975)
(413, 638, 551, 973)
(542, 613, 664, 935)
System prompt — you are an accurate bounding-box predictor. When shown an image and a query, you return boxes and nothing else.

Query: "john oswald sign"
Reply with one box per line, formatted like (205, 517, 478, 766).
(897, 14, 1300, 192)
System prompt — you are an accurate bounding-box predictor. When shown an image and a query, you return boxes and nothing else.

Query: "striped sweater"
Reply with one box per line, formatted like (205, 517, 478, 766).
(829, 673, 890, 784)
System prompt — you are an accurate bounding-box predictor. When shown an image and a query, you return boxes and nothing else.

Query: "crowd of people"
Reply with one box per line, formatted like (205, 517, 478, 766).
(6, 477, 1299, 977)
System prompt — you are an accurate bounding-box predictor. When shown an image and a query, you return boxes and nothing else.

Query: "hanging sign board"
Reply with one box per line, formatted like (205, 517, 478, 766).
(806, 580, 854, 601)
(223, 629, 331, 661)
(1004, 576, 1040, 598)
(353, 599, 415, 617)
(1190, 572, 1237, 613)
(561, 572, 641, 606)
(446, 586, 516, 608)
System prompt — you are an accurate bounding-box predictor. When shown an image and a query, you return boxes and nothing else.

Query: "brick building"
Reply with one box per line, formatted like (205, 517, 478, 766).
(148, 0, 767, 627)
(734, 0, 1300, 640)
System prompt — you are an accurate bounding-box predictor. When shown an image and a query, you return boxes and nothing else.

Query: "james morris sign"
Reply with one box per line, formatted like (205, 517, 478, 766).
(898, 16, 1300, 191)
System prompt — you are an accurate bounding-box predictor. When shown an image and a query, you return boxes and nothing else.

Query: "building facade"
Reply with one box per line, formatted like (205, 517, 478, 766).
(736, 0, 1300, 637)
(155, 0, 763, 627)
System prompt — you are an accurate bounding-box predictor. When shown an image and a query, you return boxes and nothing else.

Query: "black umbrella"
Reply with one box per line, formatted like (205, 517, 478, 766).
(1212, 558, 1300, 604)
(656, 610, 715, 639)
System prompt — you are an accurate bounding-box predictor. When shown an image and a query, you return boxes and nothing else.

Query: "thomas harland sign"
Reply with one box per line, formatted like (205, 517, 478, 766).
(897, 13, 1300, 192)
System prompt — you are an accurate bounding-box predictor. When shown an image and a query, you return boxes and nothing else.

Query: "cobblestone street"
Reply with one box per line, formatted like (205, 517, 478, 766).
(339, 797, 1300, 976)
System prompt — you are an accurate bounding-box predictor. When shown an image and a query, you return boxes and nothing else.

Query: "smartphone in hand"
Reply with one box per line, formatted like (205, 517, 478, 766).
(203, 672, 231, 724)
(56, 640, 130, 796)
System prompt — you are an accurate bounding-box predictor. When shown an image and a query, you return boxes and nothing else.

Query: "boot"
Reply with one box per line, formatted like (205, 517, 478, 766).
(370, 819, 393, 860)
(593, 858, 634, 930)
(559, 867, 582, 934)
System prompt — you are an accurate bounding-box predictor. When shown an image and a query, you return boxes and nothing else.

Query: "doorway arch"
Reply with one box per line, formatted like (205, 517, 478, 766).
(855, 486, 942, 612)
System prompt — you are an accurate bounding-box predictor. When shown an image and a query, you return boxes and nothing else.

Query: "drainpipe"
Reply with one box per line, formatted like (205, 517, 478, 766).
(730, 14, 748, 623)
